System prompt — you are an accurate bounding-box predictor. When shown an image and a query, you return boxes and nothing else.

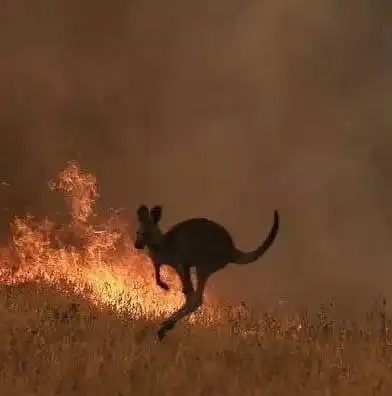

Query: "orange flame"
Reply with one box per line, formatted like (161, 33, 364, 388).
(0, 161, 219, 325)
(49, 160, 98, 223)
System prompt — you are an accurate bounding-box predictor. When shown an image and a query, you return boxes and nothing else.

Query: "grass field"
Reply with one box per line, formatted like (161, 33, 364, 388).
(1, 281, 392, 396)
(1, 162, 392, 395)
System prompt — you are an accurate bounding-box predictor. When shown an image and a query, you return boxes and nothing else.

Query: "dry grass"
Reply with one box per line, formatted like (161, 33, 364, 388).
(1, 281, 392, 396)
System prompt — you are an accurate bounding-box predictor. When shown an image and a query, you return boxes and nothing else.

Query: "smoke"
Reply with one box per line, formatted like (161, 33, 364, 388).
(1, 0, 392, 314)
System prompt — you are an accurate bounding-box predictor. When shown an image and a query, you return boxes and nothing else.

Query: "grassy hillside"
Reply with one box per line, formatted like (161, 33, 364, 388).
(1, 281, 392, 396)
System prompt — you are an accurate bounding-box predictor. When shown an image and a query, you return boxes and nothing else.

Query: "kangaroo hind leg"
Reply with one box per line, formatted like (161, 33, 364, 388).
(157, 270, 208, 341)
(177, 263, 194, 296)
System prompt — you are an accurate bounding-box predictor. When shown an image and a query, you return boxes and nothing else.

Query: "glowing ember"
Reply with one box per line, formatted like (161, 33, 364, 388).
(0, 161, 219, 325)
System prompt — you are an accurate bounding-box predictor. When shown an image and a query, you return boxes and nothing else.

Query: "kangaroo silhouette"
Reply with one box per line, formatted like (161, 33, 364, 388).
(133, 205, 280, 341)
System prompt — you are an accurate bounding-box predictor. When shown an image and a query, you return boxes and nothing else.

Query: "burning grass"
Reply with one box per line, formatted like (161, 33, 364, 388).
(1, 162, 392, 395)
(0, 161, 217, 322)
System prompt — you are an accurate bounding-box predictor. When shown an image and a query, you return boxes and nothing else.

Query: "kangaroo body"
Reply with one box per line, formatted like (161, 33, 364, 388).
(133, 205, 280, 341)
(154, 219, 237, 270)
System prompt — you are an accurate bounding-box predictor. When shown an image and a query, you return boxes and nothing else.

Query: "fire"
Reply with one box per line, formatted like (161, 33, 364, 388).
(49, 161, 98, 223)
(0, 161, 219, 325)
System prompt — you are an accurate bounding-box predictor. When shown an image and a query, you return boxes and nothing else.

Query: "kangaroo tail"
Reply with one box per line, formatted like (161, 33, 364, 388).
(233, 210, 279, 265)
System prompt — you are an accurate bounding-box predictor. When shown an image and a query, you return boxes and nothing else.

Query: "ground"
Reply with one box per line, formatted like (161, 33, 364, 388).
(1, 281, 392, 396)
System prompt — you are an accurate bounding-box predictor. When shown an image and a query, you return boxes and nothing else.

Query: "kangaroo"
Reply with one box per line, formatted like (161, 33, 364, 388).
(133, 205, 280, 341)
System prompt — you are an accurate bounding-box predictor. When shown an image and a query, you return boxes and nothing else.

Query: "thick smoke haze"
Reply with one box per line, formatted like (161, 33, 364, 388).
(1, 0, 392, 314)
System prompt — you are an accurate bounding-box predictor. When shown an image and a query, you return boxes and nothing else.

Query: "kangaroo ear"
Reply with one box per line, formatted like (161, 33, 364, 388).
(150, 206, 162, 223)
(136, 205, 149, 221)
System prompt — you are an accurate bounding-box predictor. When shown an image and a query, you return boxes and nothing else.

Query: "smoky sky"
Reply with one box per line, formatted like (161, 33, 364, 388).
(1, 0, 392, 315)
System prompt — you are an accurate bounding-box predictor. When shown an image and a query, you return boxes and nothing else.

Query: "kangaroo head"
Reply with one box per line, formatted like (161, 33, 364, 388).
(134, 205, 163, 250)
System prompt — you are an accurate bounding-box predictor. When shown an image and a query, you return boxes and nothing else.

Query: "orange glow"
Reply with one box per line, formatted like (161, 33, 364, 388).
(0, 161, 219, 326)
